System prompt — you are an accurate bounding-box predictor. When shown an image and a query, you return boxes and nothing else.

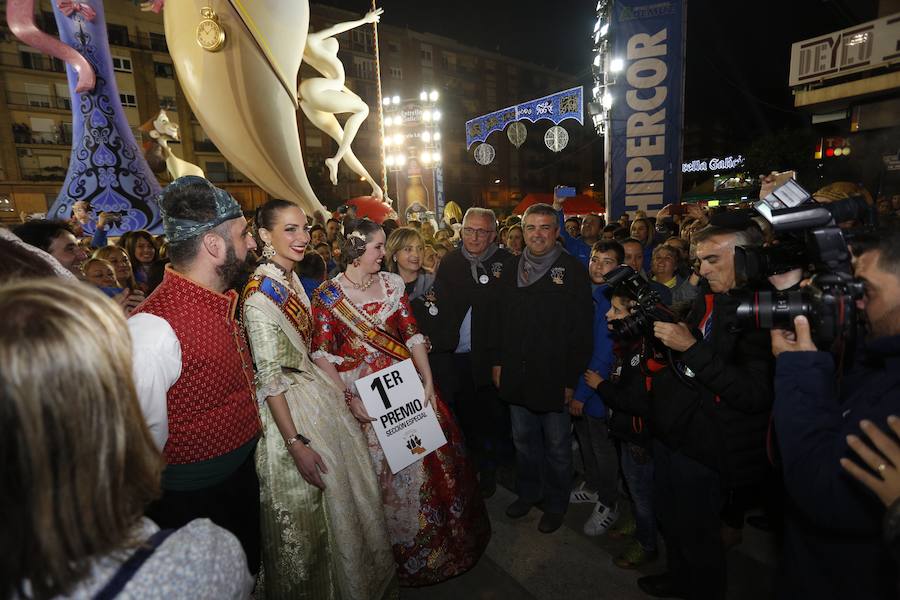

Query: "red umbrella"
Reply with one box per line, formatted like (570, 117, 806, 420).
(512, 193, 604, 216)
(339, 196, 398, 224)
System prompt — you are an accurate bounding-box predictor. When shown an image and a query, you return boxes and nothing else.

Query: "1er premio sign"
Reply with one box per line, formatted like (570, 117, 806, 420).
(354, 359, 447, 474)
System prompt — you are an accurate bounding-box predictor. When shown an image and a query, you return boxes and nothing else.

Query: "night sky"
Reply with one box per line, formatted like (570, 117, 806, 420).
(322, 0, 879, 147)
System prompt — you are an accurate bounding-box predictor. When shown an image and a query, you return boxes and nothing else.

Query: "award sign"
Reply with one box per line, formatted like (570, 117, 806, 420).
(354, 359, 447, 474)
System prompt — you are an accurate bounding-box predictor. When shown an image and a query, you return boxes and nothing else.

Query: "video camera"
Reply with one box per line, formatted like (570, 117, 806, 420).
(732, 179, 874, 348)
(603, 265, 678, 339)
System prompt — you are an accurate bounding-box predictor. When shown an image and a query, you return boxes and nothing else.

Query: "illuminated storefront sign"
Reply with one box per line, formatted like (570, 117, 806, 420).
(682, 155, 745, 173)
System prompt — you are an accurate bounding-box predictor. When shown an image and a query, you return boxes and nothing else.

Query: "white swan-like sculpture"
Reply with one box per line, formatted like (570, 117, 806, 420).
(162, 1, 326, 216)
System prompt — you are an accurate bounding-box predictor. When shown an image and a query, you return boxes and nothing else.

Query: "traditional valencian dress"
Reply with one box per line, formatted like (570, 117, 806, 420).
(241, 263, 396, 599)
(311, 271, 490, 586)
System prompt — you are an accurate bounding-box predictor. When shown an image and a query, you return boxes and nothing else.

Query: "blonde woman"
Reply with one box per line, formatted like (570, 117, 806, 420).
(0, 279, 252, 599)
(385, 227, 433, 302)
(92, 245, 146, 313)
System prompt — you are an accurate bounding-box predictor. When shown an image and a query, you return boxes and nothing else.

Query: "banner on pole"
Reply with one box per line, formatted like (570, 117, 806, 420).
(608, 0, 685, 218)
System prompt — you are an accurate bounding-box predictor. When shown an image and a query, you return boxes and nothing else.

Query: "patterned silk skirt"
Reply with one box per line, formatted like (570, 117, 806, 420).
(256, 370, 397, 599)
(360, 390, 492, 586)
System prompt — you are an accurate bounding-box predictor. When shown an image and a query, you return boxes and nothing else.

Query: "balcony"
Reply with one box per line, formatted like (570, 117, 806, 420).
(12, 124, 73, 145)
(19, 166, 66, 181)
(6, 91, 71, 111)
(0, 50, 66, 74)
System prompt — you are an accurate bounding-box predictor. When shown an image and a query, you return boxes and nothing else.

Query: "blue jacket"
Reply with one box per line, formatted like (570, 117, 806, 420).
(573, 284, 614, 417)
(557, 209, 591, 268)
(774, 336, 900, 600)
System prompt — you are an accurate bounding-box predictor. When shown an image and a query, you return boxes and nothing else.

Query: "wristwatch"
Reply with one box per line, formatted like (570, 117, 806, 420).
(285, 432, 311, 449)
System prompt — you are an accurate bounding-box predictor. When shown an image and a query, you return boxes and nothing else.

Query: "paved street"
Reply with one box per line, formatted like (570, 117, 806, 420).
(402, 482, 776, 600)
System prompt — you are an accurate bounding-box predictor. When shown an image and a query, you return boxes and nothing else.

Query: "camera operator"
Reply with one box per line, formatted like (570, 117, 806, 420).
(639, 225, 774, 600)
(770, 226, 900, 600)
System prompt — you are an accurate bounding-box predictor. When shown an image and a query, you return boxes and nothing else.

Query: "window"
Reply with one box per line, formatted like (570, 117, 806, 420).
(205, 161, 227, 183)
(441, 52, 457, 71)
(306, 131, 322, 148)
(351, 29, 374, 53)
(55, 83, 70, 110)
(389, 66, 402, 79)
(119, 93, 137, 108)
(148, 32, 167, 52)
(153, 61, 175, 78)
(112, 56, 132, 72)
(387, 42, 400, 53)
(29, 117, 57, 144)
(24, 83, 50, 108)
(107, 24, 129, 47)
(353, 56, 376, 81)
(420, 44, 433, 66)
(159, 96, 177, 111)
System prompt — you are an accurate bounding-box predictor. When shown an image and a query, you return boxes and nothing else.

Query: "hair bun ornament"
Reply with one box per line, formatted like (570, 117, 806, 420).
(348, 230, 368, 254)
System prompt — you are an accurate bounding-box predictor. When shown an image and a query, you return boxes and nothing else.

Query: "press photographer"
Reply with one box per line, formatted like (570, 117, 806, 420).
(629, 224, 774, 600)
(769, 225, 900, 599)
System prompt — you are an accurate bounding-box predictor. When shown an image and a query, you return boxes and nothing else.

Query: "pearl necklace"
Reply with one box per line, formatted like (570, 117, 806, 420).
(343, 272, 375, 291)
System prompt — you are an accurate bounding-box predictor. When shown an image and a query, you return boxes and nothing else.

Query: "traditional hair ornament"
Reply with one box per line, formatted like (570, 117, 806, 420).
(347, 229, 368, 255)
(160, 176, 243, 242)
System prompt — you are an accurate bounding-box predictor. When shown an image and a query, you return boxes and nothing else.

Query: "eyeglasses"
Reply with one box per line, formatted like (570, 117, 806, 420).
(462, 227, 494, 238)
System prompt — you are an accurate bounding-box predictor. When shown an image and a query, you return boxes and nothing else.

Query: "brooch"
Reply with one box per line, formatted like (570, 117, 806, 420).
(550, 266, 565, 285)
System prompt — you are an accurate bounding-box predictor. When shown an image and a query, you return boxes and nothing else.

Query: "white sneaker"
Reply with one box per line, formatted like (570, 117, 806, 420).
(569, 481, 599, 504)
(583, 502, 619, 536)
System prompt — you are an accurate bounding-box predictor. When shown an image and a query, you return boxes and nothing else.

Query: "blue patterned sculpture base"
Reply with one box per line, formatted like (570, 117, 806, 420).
(46, 0, 162, 235)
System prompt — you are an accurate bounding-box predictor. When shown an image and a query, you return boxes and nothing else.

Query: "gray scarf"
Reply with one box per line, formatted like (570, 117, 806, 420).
(460, 242, 499, 283)
(517, 243, 563, 287)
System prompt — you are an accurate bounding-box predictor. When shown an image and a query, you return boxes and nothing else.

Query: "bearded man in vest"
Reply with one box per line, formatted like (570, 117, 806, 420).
(128, 176, 261, 573)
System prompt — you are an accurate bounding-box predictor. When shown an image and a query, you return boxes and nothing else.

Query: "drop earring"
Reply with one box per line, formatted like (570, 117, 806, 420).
(262, 241, 276, 259)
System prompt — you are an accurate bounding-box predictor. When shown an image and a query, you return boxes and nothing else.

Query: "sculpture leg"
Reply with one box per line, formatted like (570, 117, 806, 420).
(7, 0, 95, 93)
(300, 100, 385, 200)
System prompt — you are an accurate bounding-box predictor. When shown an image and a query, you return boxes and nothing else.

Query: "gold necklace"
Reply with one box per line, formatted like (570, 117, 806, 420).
(343, 272, 375, 291)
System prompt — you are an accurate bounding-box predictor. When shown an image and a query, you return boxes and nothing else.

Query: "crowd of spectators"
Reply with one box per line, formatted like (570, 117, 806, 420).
(2, 177, 900, 600)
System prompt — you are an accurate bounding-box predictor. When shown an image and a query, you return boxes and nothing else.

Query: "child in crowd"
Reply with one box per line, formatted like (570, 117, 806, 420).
(585, 288, 658, 569)
(570, 241, 625, 535)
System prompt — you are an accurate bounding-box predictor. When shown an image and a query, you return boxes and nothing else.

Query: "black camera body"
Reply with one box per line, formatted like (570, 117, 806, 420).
(603, 266, 677, 339)
(733, 180, 872, 348)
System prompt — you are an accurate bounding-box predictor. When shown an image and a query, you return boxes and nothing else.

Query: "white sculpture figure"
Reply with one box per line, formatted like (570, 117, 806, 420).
(162, 1, 331, 220)
(300, 8, 389, 202)
(144, 109, 205, 180)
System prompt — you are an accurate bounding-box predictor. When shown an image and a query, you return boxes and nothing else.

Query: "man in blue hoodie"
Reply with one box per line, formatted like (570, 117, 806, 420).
(570, 240, 624, 535)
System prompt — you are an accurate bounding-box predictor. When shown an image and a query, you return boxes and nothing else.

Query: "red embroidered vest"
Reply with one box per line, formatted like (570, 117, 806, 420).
(133, 269, 259, 464)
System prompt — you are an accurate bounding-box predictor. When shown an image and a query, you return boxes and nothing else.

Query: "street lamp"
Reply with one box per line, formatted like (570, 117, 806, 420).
(381, 90, 443, 217)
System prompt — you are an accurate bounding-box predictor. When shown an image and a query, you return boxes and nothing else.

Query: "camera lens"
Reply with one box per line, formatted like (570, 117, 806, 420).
(736, 290, 812, 330)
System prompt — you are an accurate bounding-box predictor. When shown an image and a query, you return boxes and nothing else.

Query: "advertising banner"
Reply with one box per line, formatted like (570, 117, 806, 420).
(608, 0, 685, 218)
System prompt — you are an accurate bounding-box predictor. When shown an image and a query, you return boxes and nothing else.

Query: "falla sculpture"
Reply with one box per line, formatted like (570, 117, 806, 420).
(159, 1, 390, 218)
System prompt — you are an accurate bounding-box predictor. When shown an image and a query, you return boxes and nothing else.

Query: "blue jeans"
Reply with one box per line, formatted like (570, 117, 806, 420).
(509, 405, 572, 514)
(620, 441, 657, 552)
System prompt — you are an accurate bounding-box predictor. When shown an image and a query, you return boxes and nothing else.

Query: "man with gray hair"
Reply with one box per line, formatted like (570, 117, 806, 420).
(639, 225, 773, 599)
(128, 176, 261, 573)
(491, 203, 593, 533)
(431, 206, 512, 497)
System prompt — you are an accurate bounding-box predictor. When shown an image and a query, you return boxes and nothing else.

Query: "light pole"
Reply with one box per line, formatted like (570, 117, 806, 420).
(381, 90, 442, 220)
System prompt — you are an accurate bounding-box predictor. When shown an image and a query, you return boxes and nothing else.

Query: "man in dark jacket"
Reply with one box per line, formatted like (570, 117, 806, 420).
(642, 226, 773, 599)
(431, 207, 512, 497)
(491, 203, 593, 534)
(771, 226, 900, 600)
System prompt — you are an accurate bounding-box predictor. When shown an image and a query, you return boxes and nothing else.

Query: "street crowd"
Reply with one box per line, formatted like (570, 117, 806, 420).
(2, 173, 900, 600)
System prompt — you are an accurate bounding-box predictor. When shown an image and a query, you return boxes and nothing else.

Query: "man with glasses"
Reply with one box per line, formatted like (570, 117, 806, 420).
(430, 207, 512, 497)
